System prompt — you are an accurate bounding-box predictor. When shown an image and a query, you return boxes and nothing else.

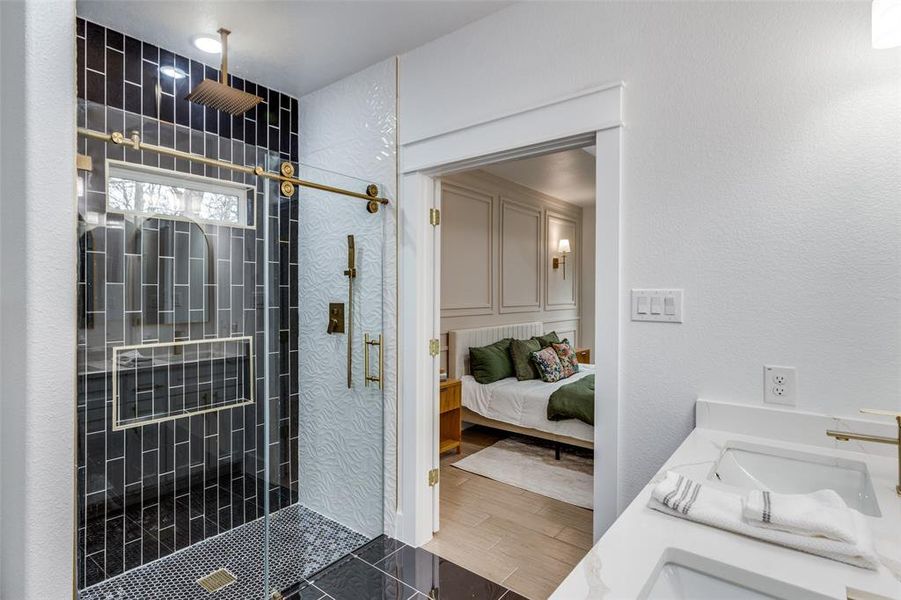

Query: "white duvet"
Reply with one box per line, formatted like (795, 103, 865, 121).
(461, 364, 595, 442)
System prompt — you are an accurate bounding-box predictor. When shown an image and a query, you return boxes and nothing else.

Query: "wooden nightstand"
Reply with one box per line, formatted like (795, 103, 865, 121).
(575, 347, 591, 364)
(439, 378, 462, 455)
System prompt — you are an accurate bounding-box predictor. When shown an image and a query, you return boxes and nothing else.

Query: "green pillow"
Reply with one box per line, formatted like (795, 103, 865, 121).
(534, 331, 560, 348)
(469, 338, 514, 384)
(510, 338, 541, 380)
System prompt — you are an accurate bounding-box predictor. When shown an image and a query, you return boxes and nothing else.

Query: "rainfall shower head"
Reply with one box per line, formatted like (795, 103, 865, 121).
(186, 28, 261, 116)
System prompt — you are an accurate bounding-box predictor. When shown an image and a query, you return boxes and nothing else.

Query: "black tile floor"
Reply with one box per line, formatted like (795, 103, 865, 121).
(283, 536, 528, 600)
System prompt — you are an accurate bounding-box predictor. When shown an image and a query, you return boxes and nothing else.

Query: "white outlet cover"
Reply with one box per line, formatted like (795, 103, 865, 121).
(764, 365, 797, 406)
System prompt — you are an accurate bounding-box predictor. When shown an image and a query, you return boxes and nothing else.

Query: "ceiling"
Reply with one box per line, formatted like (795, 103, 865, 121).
(76, 1, 511, 98)
(482, 148, 596, 206)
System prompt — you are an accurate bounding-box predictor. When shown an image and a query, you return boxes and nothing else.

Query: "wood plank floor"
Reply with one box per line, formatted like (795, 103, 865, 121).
(423, 427, 593, 600)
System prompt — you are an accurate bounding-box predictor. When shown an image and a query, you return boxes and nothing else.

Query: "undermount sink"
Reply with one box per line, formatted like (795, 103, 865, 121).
(710, 440, 881, 517)
(639, 549, 832, 600)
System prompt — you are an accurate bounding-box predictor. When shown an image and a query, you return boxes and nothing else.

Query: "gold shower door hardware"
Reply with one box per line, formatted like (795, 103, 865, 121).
(364, 333, 384, 390)
(76, 153, 93, 171)
(345, 235, 356, 388)
(76, 128, 389, 211)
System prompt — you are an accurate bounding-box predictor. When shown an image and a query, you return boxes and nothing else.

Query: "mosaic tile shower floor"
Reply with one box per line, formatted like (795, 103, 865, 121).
(78, 504, 369, 600)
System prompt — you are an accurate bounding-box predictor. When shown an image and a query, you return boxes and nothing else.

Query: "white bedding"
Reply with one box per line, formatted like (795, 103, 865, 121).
(461, 365, 595, 442)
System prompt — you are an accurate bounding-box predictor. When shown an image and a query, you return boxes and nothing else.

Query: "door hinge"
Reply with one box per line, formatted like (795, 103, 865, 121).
(429, 208, 440, 226)
(428, 338, 440, 357)
(428, 468, 440, 486)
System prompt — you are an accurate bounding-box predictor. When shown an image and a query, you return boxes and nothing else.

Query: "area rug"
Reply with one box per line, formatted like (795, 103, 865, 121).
(451, 438, 593, 509)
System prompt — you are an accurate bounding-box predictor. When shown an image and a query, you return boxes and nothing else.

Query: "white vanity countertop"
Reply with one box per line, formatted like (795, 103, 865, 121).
(551, 424, 901, 599)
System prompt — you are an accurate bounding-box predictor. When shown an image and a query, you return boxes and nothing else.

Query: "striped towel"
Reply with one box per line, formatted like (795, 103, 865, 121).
(743, 489, 858, 544)
(648, 471, 879, 570)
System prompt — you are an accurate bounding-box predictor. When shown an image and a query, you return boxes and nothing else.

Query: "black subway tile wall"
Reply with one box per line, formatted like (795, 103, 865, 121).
(75, 18, 300, 589)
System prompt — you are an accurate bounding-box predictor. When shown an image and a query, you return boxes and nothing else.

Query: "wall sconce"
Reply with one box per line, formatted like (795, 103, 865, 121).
(553, 238, 571, 279)
(873, 0, 901, 48)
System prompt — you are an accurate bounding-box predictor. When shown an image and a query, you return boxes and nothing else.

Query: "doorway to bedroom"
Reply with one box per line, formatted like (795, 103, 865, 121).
(427, 147, 598, 599)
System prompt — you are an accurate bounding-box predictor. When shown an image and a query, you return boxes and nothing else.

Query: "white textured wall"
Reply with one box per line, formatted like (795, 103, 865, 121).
(0, 0, 76, 595)
(298, 58, 397, 537)
(400, 1, 901, 504)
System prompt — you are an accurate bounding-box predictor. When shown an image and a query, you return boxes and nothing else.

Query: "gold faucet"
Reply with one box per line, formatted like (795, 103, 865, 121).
(827, 409, 901, 496)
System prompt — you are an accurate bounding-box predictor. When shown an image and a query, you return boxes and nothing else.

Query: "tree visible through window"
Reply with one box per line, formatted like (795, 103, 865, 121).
(106, 162, 251, 227)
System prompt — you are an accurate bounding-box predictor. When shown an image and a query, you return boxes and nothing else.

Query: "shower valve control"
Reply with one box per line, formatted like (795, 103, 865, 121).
(327, 303, 345, 334)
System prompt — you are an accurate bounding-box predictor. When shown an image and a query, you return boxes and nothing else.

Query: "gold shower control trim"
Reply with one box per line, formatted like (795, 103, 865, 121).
(364, 333, 384, 390)
(77, 127, 390, 210)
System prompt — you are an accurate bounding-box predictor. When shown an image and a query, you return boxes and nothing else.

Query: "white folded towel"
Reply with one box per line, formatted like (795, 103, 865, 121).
(742, 489, 858, 544)
(648, 471, 879, 570)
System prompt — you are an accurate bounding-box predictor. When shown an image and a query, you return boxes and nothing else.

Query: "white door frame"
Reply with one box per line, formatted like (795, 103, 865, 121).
(395, 83, 624, 546)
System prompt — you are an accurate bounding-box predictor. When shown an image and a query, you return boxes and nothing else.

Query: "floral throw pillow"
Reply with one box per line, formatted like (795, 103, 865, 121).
(552, 339, 579, 378)
(531, 346, 564, 383)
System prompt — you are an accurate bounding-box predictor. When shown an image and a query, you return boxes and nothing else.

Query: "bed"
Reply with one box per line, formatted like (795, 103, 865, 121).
(447, 322, 594, 451)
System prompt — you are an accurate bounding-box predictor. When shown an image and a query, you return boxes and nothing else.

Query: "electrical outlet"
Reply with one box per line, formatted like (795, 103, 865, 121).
(764, 365, 796, 406)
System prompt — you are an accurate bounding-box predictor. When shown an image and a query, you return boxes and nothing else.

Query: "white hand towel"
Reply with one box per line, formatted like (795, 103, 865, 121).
(648, 471, 879, 570)
(742, 489, 858, 544)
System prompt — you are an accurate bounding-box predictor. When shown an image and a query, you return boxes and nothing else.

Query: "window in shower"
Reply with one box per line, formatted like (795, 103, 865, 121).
(106, 161, 255, 228)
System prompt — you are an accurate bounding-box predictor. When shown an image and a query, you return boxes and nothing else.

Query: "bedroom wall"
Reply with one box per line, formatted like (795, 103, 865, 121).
(439, 170, 583, 373)
(400, 1, 901, 505)
(580, 206, 596, 360)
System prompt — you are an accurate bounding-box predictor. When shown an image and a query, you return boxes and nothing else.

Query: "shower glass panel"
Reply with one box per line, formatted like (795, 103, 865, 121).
(295, 163, 386, 541)
(76, 101, 388, 599)
(76, 102, 279, 599)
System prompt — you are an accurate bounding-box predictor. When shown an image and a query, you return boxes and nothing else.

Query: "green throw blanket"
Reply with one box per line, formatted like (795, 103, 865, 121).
(547, 374, 594, 425)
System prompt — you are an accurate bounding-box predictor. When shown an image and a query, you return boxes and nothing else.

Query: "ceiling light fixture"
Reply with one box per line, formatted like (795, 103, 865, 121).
(159, 65, 187, 79)
(192, 34, 222, 54)
(873, 0, 901, 49)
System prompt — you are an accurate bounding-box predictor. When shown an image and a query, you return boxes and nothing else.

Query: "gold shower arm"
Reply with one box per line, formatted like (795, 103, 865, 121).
(77, 127, 389, 210)
(218, 28, 230, 85)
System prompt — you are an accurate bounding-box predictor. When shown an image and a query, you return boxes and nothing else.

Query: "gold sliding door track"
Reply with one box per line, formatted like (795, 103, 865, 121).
(77, 127, 388, 212)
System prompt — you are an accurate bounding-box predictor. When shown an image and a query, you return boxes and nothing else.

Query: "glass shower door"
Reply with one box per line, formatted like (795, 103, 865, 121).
(76, 119, 387, 599)
(76, 109, 278, 600)
(294, 164, 386, 545)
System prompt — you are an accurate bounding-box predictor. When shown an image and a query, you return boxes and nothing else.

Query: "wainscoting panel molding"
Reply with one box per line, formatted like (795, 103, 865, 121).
(499, 196, 541, 314)
(439, 170, 585, 367)
(440, 183, 495, 316)
(546, 211, 579, 310)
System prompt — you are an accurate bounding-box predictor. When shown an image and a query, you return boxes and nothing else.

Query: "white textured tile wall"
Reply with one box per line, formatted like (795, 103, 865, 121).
(298, 59, 397, 537)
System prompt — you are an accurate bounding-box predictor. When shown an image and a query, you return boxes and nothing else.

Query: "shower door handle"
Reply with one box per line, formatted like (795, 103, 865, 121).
(364, 333, 383, 390)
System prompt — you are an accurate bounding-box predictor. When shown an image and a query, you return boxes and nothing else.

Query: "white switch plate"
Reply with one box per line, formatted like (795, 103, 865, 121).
(764, 365, 797, 406)
(631, 289, 683, 323)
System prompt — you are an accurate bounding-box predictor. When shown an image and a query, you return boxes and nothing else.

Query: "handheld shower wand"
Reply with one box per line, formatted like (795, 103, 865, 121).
(344, 235, 356, 388)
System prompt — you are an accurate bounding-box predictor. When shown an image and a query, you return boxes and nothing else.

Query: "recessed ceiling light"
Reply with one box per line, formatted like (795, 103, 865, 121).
(192, 34, 221, 54)
(159, 65, 188, 79)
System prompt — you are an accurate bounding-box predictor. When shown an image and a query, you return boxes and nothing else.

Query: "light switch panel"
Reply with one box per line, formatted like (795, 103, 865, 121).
(631, 289, 683, 323)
